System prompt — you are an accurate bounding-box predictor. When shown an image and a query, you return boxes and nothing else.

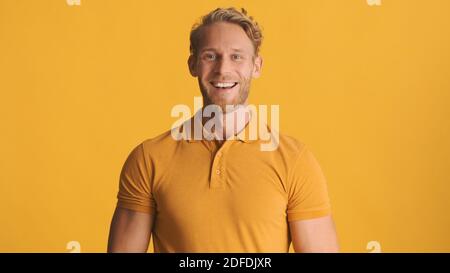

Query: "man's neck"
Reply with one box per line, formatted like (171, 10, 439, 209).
(201, 104, 251, 142)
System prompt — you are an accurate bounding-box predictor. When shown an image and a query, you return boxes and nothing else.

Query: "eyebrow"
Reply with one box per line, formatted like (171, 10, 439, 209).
(199, 48, 217, 53)
(199, 48, 246, 53)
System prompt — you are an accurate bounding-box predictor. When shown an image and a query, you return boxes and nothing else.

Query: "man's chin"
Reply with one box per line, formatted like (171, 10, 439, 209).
(201, 88, 246, 112)
(207, 100, 240, 112)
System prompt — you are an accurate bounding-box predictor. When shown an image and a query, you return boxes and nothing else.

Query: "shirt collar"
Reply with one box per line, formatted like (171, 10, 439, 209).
(180, 106, 264, 144)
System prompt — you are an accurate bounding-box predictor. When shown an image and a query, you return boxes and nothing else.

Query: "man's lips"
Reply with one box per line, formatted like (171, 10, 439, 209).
(209, 81, 239, 90)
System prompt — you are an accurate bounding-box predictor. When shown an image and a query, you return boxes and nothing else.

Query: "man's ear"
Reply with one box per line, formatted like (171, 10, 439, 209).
(252, 55, 263, 79)
(188, 55, 198, 77)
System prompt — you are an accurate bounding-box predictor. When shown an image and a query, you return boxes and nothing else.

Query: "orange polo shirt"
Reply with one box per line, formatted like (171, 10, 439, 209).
(116, 116, 332, 252)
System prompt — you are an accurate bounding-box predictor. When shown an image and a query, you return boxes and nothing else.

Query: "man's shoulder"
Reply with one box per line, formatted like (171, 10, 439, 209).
(139, 128, 181, 154)
(272, 130, 308, 157)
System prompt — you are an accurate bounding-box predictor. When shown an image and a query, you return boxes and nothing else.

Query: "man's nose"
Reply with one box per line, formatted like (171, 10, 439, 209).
(214, 57, 233, 75)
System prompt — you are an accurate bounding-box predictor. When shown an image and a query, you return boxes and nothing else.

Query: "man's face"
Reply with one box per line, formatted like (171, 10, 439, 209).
(189, 22, 262, 112)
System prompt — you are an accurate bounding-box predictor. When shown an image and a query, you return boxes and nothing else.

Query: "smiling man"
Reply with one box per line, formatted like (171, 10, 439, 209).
(108, 7, 339, 253)
(191, 19, 257, 113)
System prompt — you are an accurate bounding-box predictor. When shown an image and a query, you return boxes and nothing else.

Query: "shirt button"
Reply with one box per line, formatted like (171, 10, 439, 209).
(216, 169, 221, 175)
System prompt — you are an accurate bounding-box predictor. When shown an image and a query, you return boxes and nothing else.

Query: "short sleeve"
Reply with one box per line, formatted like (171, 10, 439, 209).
(116, 142, 156, 214)
(287, 146, 332, 221)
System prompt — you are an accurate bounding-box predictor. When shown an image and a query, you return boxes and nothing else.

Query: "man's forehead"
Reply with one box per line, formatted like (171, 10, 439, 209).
(198, 22, 254, 51)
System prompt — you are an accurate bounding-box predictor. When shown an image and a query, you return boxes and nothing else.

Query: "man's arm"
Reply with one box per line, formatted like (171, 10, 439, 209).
(107, 207, 155, 253)
(289, 215, 339, 253)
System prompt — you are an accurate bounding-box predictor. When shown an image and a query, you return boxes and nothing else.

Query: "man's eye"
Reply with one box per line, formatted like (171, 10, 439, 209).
(232, 54, 242, 60)
(204, 54, 216, 60)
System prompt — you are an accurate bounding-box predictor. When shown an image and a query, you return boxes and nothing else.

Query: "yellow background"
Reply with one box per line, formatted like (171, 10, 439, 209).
(1, 0, 449, 252)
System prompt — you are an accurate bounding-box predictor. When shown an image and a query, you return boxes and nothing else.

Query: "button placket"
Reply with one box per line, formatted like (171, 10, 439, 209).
(209, 141, 232, 189)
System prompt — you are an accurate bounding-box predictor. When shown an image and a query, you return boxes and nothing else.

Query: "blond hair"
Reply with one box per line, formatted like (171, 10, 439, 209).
(189, 7, 263, 57)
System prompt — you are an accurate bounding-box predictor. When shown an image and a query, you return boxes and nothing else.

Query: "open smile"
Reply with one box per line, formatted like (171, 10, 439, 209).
(209, 81, 239, 90)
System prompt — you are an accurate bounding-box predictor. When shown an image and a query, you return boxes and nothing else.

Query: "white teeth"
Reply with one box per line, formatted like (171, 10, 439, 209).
(213, 82, 236, 88)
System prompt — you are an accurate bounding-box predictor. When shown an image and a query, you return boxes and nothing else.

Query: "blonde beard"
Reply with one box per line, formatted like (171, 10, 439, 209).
(199, 79, 251, 113)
